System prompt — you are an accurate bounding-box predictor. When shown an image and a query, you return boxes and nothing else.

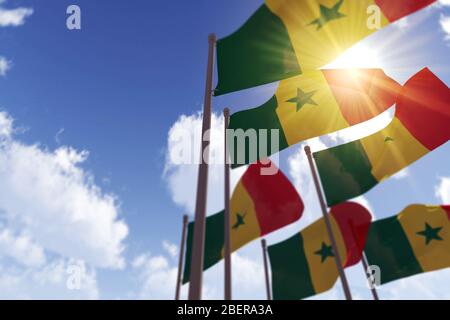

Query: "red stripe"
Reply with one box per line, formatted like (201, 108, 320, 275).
(241, 161, 304, 235)
(375, 0, 436, 22)
(396, 68, 450, 151)
(322, 69, 401, 126)
(330, 202, 372, 267)
(442, 205, 450, 221)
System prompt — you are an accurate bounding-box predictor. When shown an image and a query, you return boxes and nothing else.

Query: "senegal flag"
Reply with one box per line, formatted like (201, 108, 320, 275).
(229, 68, 401, 167)
(314, 68, 450, 206)
(365, 204, 450, 285)
(215, 0, 436, 95)
(269, 202, 372, 300)
(182, 161, 303, 284)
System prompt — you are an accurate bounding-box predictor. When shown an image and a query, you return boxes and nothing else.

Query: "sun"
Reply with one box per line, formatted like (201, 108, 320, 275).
(322, 43, 383, 69)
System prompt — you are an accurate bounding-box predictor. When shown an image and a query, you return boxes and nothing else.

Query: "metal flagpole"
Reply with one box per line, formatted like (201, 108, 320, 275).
(175, 214, 189, 300)
(304, 145, 353, 300)
(348, 221, 380, 300)
(223, 108, 232, 300)
(261, 239, 272, 300)
(188, 33, 216, 300)
(361, 252, 380, 300)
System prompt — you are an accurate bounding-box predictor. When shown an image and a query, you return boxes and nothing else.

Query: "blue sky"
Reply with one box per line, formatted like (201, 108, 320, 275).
(0, 0, 449, 299)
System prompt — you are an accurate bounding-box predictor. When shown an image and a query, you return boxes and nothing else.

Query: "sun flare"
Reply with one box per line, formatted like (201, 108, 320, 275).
(322, 43, 383, 69)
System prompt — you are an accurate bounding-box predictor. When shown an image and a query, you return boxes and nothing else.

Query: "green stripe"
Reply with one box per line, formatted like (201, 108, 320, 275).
(214, 4, 301, 96)
(228, 96, 289, 169)
(182, 211, 224, 284)
(313, 140, 378, 206)
(365, 216, 423, 285)
(268, 233, 315, 300)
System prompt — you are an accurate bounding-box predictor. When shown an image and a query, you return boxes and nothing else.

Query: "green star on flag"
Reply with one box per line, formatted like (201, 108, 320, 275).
(232, 212, 246, 230)
(417, 223, 443, 245)
(286, 88, 318, 112)
(314, 242, 334, 263)
(309, 0, 346, 30)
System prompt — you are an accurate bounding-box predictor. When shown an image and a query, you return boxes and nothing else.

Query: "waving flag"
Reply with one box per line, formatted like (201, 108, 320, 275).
(215, 0, 436, 95)
(314, 68, 450, 206)
(229, 69, 401, 167)
(183, 162, 303, 284)
(268, 202, 372, 300)
(365, 204, 450, 285)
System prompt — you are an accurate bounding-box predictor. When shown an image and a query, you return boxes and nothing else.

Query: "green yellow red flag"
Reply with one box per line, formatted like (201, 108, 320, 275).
(228, 68, 401, 167)
(314, 68, 450, 206)
(215, 0, 436, 95)
(365, 204, 450, 285)
(182, 161, 303, 284)
(268, 202, 372, 300)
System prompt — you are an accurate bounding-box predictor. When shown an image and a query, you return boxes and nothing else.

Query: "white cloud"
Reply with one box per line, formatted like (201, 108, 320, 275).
(0, 56, 11, 76)
(164, 111, 246, 215)
(395, 16, 409, 30)
(133, 242, 266, 300)
(0, 111, 128, 269)
(132, 252, 179, 300)
(0, 229, 46, 267)
(0, 259, 98, 299)
(391, 168, 410, 180)
(435, 177, 450, 203)
(379, 269, 450, 299)
(439, 0, 450, 6)
(0, 3, 32, 76)
(231, 252, 265, 298)
(0, 111, 13, 137)
(440, 14, 450, 40)
(162, 241, 178, 259)
(0, 5, 33, 27)
(55, 128, 65, 145)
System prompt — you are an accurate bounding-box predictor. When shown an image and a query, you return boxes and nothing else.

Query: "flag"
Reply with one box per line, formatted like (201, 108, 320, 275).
(214, 0, 436, 95)
(268, 202, 372, 300)
(314, 68, 450, 206)
(228, 69, 401, 167)
(365, 204, 450, 285)
(182, 161, 303, 284)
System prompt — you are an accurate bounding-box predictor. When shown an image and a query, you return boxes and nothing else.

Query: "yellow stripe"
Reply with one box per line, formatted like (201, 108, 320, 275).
(221, 182, 261, 257)
(360, 117, 429, 182)
(398, 205, 450, 272)
(275, 71, 349, 145)
(266, 0, 390, 70)
(302, 214, 347, 294)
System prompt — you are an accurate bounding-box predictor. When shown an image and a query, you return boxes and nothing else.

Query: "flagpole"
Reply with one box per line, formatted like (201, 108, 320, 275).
(223, 107, 232, 300)
(348, 221, 380, 300)
(304, 145, 353, 300)
(361, 252, 380, 300)
(188, 33, 216, 300)
(261, 239, 272, 300)
(175, 214, 189, 300)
